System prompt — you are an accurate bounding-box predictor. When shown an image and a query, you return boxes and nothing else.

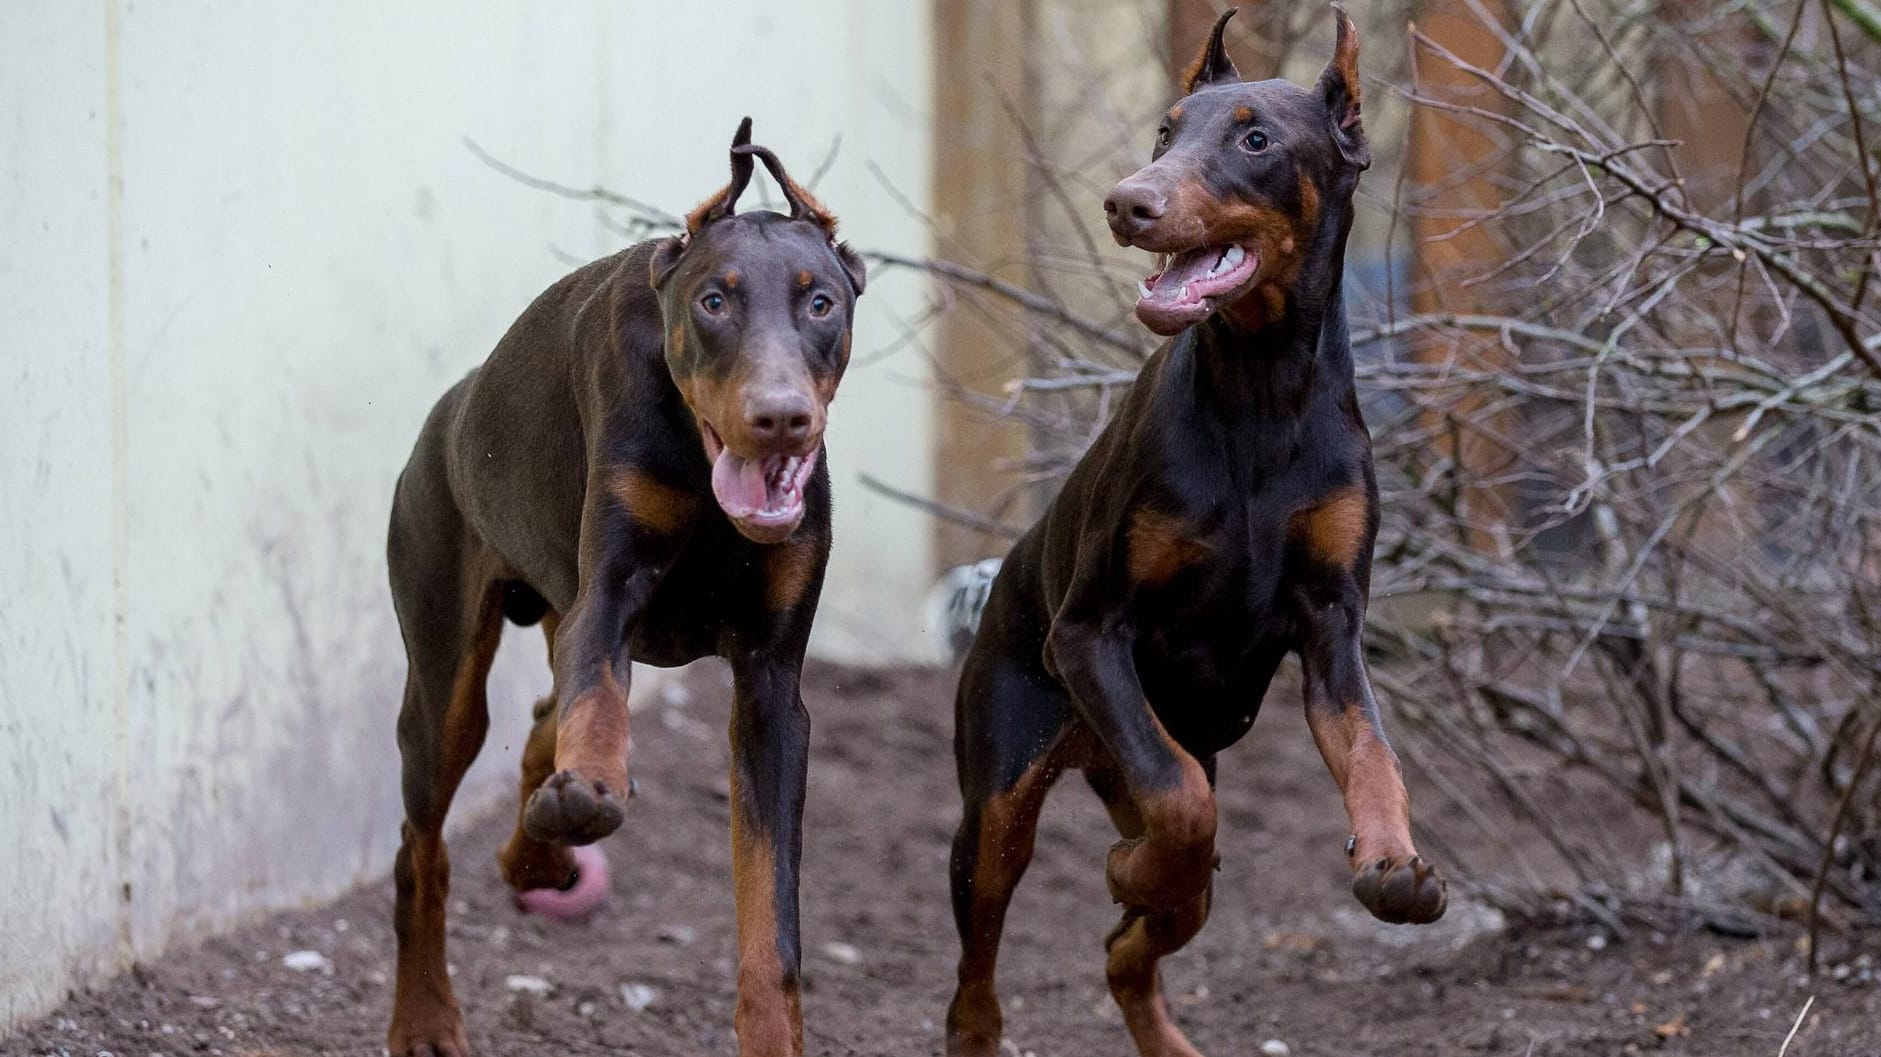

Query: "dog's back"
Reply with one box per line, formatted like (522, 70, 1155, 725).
(399, 247, 659, 609)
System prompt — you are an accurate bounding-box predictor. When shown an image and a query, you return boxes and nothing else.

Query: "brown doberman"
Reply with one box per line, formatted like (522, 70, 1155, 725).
(384, 119, 865, 1057)
(944, 10, 1447, 1056)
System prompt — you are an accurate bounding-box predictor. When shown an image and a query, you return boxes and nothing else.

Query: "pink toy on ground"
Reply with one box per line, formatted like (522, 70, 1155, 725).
(514, 844, 610, 922)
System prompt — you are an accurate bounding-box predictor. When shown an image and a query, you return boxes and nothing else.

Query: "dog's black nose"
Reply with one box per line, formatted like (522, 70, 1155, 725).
(1104, 181, 1167, 241)
(745, 389, 816, 446)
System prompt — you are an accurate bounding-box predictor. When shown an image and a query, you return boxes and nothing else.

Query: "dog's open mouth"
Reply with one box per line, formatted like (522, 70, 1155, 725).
(700, 421, 818, 543)
(1134, 244, 1261, 335)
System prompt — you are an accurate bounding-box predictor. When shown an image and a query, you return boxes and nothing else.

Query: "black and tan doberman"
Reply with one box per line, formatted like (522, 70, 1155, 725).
(385, 119, 865, 1057)
(945, 11, 1446, 1056)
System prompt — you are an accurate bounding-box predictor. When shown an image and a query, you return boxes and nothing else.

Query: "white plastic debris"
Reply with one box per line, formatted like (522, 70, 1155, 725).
(504, 974, 554, 996)
(821, 941, 862, 966)
(280, 950, 332, 973)
(656, 924, 697, 947)
(620, 982, 658, 1011)
(1260, 1041, 1291, 1056)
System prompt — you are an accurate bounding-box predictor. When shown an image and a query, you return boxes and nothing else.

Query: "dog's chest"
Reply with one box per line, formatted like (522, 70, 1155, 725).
(627, 525, 792, 665)
(1131, 499, 1297, 701)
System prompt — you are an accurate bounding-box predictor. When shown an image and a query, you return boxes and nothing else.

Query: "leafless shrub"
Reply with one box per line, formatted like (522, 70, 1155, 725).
(1367, 0, 1881, 957)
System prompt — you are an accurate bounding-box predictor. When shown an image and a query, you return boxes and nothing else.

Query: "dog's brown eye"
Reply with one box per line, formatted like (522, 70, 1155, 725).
(809, 293, 833, 317)
(1243, 129, 1269, 152)
(700, 292, 726, 314)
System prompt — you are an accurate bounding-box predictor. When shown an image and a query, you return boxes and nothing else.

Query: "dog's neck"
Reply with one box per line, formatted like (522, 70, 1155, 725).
(1184, 186, 1359, 428)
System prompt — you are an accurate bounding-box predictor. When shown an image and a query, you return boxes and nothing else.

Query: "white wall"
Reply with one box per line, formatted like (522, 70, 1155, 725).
(0, 0, 934, 1031)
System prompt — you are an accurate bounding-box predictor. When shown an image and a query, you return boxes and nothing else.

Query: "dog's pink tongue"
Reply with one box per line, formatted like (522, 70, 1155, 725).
(1146, 248, 1225, 304)
(711, 450, 769, 517)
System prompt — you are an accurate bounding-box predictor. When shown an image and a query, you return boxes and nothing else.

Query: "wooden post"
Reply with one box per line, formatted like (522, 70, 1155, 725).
(1167, 0, 1287, 82)
(929, 0, 1035, 569)
(1407, 0, 1515, 550)
(1653, 0, 1752, 214)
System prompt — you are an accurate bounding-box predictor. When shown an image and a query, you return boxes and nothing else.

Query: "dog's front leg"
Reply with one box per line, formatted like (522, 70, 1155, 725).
(521, 551, 658, 847)
(725, 648, 811, 1057)
(1046, 603, 1217, 911)
(1296, 580, 1447, 924)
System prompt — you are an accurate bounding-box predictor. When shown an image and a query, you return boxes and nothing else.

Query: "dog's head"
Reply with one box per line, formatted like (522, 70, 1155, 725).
(1105, 6, 1368, 336)
(650, 118, 867, 544)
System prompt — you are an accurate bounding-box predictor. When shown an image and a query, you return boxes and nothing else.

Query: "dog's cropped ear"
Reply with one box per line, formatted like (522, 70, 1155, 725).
(835, 240, 867, 297)
(1317, 6, 1370, 170)
(1181, 8, 1240, 95)
(735, 139, 863, 296)
(734, 142, 841, 237)
(683, 117, 758, 235)
(656, 118, 762, 290)
(648, 233, 687, 290)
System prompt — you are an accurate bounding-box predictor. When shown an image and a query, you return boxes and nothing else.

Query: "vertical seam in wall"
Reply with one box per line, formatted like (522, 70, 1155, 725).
(104, 0, 132, 963)
(595, 0, 612, 259)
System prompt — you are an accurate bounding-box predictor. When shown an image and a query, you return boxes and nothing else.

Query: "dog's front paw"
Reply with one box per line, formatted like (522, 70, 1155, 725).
(944, 984, 1004, 1057)
(523, 769, 627, 846)
(388, 1003, 468, 1057)
(390, 1036, 467, 1057)
(1352, 853, 1447, 924)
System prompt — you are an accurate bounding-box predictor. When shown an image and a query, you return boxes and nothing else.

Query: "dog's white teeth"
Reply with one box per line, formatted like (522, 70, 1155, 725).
(1138, 280, 1154, 300)
(1204, 246, 1242, 278)
(1177, 283, 1190, 301)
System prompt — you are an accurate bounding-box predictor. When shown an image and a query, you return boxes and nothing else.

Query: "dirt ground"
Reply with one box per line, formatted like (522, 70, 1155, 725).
(7, 662, 1877, 1057)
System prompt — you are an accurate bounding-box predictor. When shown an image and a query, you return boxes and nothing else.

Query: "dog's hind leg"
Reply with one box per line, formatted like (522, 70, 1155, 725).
(385, 454, 506, 1057)
(497, 691, 568, 893)
(1087, 758, 1214, 1057)
(946, 645, 1073, 1057)
(495, 614, 579, 891)
(496, 611, 614, 920)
